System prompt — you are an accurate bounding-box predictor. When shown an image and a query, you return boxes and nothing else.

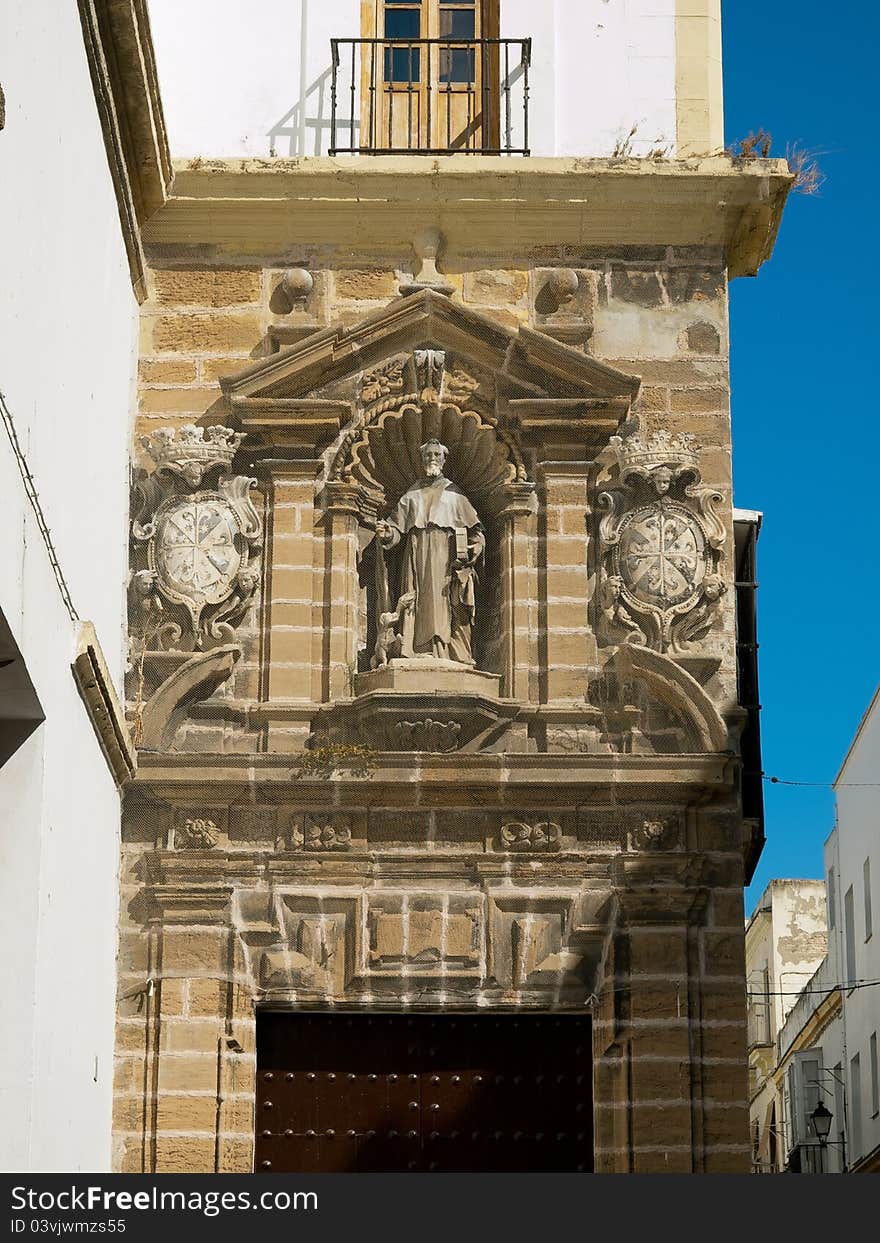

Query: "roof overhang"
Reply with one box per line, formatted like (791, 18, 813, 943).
(145, 155, 793, 279)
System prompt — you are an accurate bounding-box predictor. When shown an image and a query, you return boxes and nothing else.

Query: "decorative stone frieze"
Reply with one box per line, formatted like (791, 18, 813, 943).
(497, 820, 562, 852)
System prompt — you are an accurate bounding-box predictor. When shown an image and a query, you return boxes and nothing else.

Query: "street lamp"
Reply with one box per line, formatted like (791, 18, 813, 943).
(809, 1100, 833, 1144)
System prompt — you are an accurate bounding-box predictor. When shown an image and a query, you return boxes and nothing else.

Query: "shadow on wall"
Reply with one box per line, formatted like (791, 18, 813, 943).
(266, 56, 528, 156)
(268, 67, 358, 156)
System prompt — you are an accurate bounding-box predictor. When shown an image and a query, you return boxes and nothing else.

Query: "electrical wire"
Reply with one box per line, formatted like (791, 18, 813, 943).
(0, 387, 79, 622)
(746, 977, 880, 999)
(761, 775, 880, 788)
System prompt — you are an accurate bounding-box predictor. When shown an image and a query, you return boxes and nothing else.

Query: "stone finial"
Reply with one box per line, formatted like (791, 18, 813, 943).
(400, 228, 455, 296)
(279, 267, 314, 309)
(547, 268, 580, 307)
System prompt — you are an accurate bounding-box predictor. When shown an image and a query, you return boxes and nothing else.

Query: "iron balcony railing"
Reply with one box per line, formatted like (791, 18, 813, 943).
(329, 37, 531, 156)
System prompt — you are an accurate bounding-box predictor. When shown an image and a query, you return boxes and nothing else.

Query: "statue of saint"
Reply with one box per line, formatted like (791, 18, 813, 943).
(374, 439, 485, 666)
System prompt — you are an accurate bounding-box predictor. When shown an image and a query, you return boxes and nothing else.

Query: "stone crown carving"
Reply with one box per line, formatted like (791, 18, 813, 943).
(613, 429, 700, 480)
(140, 424, 244, 488)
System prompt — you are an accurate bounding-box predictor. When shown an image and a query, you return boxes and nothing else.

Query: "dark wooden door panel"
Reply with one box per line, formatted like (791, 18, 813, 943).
(256, 1013, 592, 1173)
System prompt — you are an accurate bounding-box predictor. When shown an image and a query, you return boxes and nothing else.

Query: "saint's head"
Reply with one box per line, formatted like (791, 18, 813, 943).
(419, 438, 448, 482)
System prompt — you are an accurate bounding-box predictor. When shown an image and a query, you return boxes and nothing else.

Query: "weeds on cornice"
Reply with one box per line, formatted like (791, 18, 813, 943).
(726, 128, 825, 195)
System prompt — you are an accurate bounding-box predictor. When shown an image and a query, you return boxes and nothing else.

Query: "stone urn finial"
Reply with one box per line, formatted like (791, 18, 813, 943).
(400, 228, 454, 296)
(279, 268, 314, 310)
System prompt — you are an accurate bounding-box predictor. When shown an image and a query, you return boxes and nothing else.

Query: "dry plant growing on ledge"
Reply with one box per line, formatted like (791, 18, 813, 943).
(727, 128, 825, 194)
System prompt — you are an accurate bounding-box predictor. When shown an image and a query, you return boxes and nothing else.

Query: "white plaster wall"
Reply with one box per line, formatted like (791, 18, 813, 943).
(769, 881, 827, 1034)
(0, 0, 137, 1171)
(147, 0, 678, 158)
(833, 692, 880, 1166)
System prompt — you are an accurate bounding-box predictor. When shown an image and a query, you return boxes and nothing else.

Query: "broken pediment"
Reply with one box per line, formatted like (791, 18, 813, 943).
(220, 290, 639, 460)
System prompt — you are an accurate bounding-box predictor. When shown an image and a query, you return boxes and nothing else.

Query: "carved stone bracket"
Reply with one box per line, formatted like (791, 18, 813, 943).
(134, 645, 241, 751)
(597, 428, 726, 654)
(588, 645, 731, 755)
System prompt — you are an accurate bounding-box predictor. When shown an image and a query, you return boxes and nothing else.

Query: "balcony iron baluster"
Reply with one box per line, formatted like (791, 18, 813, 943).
(388, 56, 393, 150)
(327, 38, 531, 157)
(504, 40, 511, 151)
(330, 39, 339, 155)
(369, 41, 376, 150)
(522, 40, 530, 156)
(446, 46, 452, 150)
(350, 40, 356, 154)
(481, 41, 489, 153)
(426, 40, 432, 149)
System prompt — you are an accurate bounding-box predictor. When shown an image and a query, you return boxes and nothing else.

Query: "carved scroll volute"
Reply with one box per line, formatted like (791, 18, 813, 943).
(597, 429, 727, 655)
(131, 424, 263, 652)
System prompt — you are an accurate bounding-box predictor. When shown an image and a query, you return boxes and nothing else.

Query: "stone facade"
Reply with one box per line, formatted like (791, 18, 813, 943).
(116, 231, 753, 1174)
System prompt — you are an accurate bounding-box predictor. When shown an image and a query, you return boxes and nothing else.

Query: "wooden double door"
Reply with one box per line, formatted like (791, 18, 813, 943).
(255, 1012, 593, 1173)
(364, 1, 500, 152)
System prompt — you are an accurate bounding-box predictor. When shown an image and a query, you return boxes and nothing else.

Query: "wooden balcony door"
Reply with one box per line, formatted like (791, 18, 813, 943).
(365, 1, 500, 152)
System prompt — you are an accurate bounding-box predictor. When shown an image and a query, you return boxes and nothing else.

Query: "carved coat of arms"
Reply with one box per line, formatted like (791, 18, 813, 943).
(598, 430, 726, 653)
(131, 425, 262, 651)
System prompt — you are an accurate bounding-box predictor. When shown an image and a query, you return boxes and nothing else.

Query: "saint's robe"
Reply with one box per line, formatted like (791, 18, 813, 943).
(380, 476, 485, 663)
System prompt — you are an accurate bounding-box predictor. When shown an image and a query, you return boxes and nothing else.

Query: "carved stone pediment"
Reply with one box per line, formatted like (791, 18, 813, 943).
(220, 290, 640, 471)
(221, 289, 639, 407)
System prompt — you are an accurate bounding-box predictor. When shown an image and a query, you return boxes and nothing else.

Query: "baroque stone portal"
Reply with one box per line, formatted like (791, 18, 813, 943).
(374, 438, 485, 667)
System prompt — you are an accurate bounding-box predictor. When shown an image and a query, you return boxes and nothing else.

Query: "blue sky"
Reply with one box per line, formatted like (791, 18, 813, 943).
(722, 2, 879, 910)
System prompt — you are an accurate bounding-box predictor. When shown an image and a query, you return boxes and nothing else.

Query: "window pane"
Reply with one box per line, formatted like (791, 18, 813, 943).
(440, 11, 476, 38)
(384, 45, 421, 83)
(845, 886, 856, 983)
(439, 46, 475, 83)
(864, 858, 873, 940)
(385, 10, 421, 38)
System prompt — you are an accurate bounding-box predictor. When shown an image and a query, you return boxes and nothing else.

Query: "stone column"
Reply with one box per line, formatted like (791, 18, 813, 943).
(498, 483, 538, 701)
(535, 455, 598, 702)
(320, 481, 363, 702)
(593, 855, 749, 1173)
(116, 875, 256, 1174)
(263, 460, 320, 712)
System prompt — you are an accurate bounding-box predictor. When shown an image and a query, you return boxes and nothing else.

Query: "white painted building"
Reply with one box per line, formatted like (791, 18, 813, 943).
(146, 0, 722, 159)
(0, 1, 148, 1172)
(821, 687, 880, 1172)
(748, 687, 880, 1174)
(746, 880, 828, 1171)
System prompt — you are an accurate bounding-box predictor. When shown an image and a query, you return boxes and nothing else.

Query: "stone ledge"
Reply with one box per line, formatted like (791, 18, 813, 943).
(150, 156, 793, 278)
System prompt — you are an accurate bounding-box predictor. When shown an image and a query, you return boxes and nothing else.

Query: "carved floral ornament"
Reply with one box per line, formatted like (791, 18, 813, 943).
(329, 348, 530, 522)
(131, 425, 263, 651)
(597, 429, 727, 654)
(177, 818, 220, 849)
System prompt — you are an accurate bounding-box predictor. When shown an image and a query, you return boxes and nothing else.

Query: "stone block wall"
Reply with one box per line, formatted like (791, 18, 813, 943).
(116, 241, 751, 1174)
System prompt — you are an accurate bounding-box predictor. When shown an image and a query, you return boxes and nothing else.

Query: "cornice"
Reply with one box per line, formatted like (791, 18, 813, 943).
(77, 0, 172, 302)
(72, 621, 136, 788)
(127, 749, 735, 805)
(146, 155, 793, 278)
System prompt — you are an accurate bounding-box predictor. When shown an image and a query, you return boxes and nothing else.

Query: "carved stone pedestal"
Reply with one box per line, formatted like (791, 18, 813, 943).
(316, 661, 515, 753)
(353, 659, 501, 698)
